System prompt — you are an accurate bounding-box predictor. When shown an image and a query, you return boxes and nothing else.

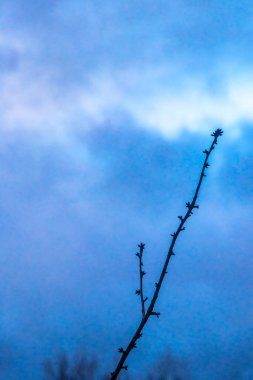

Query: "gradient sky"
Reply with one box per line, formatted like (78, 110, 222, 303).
(0, 1, 253, 379)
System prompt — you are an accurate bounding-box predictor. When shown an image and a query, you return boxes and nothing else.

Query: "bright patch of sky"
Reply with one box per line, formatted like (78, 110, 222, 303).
(1, 1, 253, 140)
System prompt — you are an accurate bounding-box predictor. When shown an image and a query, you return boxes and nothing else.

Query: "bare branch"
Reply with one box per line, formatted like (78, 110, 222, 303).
(135, 242, 147, 318)
(110, 129, 223, 379)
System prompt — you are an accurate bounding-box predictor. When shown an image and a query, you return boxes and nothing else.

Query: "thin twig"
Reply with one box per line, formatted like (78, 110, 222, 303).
(135, 242, 147, 318)
(110, 129, 223, 380)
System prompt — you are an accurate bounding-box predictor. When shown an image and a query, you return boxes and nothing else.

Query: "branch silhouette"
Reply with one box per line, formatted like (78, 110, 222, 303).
(135, 242, 147, 318)
(110, 129, 223, 379)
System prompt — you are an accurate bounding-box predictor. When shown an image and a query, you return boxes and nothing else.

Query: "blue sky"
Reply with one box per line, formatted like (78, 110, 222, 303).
(0, 1, 253, 379)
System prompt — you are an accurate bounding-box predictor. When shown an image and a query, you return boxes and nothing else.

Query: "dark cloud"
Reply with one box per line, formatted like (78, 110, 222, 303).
(3, 0, 253, 79)
(0, 126, 252, 379)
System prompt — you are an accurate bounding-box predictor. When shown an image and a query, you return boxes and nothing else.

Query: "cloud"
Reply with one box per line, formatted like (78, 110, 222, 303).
(1, 30, 253, 141)
(0, 32, 120, 140)
(124, 77, 240, 137)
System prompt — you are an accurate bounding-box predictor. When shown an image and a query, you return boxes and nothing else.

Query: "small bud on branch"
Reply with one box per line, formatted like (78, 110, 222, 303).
(151, 312, 160, 318)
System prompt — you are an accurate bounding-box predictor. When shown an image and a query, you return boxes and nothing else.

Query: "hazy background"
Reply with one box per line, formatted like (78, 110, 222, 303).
(0, 1, 253, 379)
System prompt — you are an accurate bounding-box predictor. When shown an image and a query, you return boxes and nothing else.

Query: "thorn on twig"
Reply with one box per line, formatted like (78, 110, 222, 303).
(151, 311, 160, 318)
(193, 205, 199, 209)
(178, 215, 183, 221)
(133, 343, 137, 348)
(171, 251, 175, 256)
(118, 347, 125, 354)
(136, 252, 140, 257)
(135, 290, 141, 295)
(180, 227, 185, 231)
(137, 333, 142, 339)
(155, 282, 158, 288)
(205, 163, 210, 168)
(122, 365, 128, 371)
(171, 233, 176, 237)
(144, 297, 148, 302)
(186, 202, 191, 208)
(203, 149, 208, 154)
(141, 271, 146, 276)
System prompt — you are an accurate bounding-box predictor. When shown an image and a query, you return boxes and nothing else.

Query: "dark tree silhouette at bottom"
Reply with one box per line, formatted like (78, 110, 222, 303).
(42, 353, 100, 380)
(42, 350, 191, 380)
(147, 351, 191, 380)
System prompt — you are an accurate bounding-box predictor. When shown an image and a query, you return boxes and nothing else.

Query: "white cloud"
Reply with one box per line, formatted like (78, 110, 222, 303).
(121, 68, 253, 138)
(1, 31, 253, 140)
(0, 31, 121, 140)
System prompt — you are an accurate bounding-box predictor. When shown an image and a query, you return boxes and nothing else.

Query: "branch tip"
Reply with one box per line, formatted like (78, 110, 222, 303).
(211, 128, 223, 138)
(138, 243, 145, 251)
